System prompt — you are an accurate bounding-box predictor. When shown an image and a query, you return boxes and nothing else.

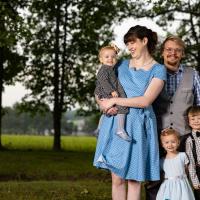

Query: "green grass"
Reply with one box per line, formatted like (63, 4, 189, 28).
(0, 135, 145, 200)
(0, 135, 107, 181)
(2, 135, 96, 152)
(0, 180, 112, 200)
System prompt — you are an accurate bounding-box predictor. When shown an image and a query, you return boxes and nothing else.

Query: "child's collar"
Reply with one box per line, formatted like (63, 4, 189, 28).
(192, 130, 200, 137)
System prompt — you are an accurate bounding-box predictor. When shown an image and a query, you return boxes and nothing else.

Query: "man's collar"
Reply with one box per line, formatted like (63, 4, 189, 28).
(178, 64, 184, 72)
(167, 64, 184, 75)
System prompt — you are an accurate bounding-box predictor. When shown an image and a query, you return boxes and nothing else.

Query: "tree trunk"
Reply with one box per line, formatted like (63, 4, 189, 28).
(0, 47, 4, 149)
(53, 2, 69, 151)
(53, 107, 61, 150)
(53, 2, 61, 150)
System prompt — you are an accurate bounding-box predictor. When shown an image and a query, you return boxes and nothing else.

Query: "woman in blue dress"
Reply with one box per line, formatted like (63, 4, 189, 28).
(93, 25, 166, 200)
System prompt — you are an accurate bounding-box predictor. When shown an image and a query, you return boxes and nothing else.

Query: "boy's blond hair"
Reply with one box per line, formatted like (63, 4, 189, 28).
(187, 106, 200, 117)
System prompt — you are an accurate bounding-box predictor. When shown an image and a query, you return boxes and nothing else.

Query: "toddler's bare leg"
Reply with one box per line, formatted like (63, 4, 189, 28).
(116, 114, 131, 142)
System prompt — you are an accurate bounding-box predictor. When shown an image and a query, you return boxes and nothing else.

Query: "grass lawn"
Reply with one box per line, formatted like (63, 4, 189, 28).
(0, 180, 111, 200)
(0, 135, 145, 200)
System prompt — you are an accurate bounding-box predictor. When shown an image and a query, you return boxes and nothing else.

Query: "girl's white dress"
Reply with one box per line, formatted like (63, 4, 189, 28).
(156, 152, 195, 200)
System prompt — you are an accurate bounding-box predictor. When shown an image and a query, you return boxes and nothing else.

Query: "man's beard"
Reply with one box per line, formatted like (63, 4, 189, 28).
(166, 60, 179, 66)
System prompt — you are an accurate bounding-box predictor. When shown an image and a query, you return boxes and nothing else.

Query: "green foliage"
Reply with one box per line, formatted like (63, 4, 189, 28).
(23, 0, 130, 111)
(2, 107, 53, 134)
(150, 0, 200, 70)
(2, 106, 98, 135)
(19, 0, 135, 149)
(0, 1, 29, 84)
(0, 1, 31, 148)
(123, 0, 200, 70)
(15, 101, 51, 115)
(2, 0, 199, 150)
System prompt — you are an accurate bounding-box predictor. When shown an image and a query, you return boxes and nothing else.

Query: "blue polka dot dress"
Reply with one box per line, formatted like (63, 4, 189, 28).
(93, 59, 166, 181)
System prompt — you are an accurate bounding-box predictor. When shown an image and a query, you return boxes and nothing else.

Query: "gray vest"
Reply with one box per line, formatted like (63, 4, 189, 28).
(153, 67, 194, 136)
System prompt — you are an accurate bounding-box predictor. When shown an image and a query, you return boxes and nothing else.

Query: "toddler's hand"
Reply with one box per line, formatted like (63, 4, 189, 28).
(111, 91, 118, 97)
(106, 107, 118, 116)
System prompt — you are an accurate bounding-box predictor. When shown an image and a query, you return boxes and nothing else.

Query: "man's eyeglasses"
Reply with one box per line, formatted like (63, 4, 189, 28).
(164, 48, 183, 54)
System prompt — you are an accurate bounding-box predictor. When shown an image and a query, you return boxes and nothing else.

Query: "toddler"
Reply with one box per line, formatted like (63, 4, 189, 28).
(94, 44, 131, 141)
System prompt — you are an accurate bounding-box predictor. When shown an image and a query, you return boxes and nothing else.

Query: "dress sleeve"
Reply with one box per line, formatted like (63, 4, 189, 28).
(153, 64, 167, 81)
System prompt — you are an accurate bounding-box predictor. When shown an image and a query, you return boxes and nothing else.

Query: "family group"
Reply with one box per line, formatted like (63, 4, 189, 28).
(93, 25, 200, 200)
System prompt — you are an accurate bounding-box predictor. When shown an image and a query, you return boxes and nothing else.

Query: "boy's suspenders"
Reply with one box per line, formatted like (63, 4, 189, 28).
(189, 133, 198, 163)
(189, 134, 200, 197)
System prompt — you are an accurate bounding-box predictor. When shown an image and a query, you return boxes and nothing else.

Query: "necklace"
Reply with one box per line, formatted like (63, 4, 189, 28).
(131, 58, 154, 70)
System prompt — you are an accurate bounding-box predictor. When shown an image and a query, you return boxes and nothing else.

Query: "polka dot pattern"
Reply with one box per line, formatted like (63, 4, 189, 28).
(93, 60, 167, 181)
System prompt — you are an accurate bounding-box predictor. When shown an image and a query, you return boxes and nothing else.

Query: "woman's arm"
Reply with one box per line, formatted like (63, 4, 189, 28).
(95, 95, 118, 115)
(100, 77, 164, 111)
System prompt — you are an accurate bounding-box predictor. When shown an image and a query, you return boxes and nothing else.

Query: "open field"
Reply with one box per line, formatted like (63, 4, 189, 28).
(0, 135, 145, 200)
(2, 135, 96, 152)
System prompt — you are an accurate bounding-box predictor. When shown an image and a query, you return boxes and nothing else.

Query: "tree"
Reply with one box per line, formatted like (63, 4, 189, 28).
(6, 0, 198, 151)
(0, 1, 28, 149)
(2, 105, 53, 134)
(149, 0, 200, 70)
(22, 0, 132, 150)
(117, 0, 200, 70)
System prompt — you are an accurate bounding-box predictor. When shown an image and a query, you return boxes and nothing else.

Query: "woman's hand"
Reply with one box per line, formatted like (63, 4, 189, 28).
(100, 98, 116, 112)
(95, 95, 117, 115)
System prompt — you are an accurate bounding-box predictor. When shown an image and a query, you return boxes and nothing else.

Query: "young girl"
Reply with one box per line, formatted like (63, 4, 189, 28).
(94, 44, 131, 141)
(156, 128, 195, 200)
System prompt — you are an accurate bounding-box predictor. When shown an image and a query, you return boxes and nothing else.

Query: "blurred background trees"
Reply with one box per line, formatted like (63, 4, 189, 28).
(151, 0, 200, 68)
(0, 0, 29, 149)
(1, 0, 199, 150)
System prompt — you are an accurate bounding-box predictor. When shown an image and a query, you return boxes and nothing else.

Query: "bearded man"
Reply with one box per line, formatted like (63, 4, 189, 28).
(145, 35, 200, 200)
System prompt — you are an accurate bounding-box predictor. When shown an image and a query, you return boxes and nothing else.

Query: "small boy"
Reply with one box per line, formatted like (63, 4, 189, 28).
(185, 105, 200, 199)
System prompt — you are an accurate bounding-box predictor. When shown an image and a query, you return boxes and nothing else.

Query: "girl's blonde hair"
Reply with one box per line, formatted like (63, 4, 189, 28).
(98, 43, 120, 62)
(160, 128, 180, 142)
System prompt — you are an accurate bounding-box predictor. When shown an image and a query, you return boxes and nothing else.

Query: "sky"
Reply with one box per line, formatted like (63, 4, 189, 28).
(2, 17, 168, 107)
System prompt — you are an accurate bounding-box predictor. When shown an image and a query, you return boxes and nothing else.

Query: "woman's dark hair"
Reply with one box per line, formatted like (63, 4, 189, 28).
(124, 25, 158, 55)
